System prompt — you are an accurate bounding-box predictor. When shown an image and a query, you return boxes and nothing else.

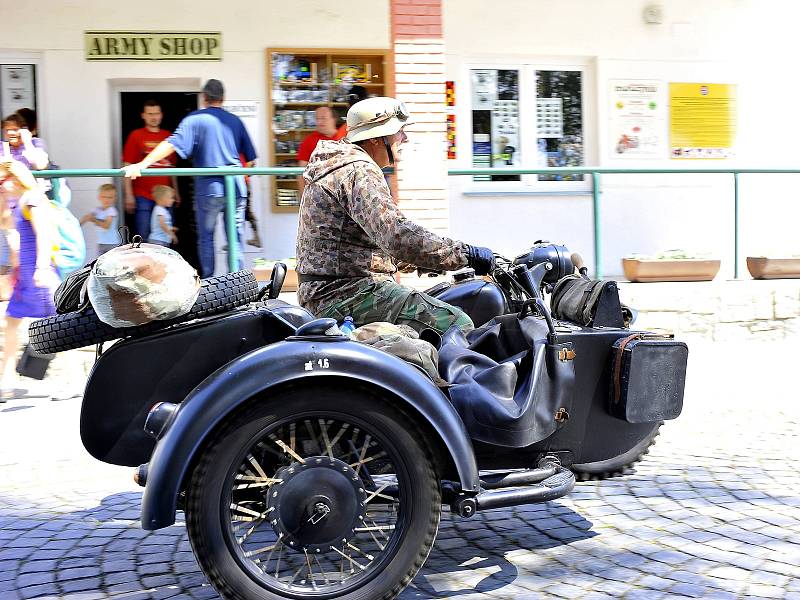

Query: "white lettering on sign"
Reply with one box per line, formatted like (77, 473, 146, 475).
(85, 32, 222, 61)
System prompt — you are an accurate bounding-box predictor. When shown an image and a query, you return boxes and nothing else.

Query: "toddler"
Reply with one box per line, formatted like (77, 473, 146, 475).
(80, 183, 119, 255)
(148, 185, 177, 247)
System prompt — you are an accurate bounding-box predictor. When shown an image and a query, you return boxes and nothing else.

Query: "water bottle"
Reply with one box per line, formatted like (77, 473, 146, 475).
(339, 316, 356, 336)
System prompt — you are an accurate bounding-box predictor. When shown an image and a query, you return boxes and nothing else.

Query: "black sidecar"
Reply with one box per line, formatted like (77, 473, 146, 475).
(30, 245, 688, 600)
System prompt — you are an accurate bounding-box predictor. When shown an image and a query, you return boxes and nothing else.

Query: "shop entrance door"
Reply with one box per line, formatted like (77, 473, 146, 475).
(118, 91, 199, 269)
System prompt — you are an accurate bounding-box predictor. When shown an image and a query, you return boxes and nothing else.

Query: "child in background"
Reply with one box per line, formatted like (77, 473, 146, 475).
(80, 183, 119, 255)
(148, 185, 177, 247)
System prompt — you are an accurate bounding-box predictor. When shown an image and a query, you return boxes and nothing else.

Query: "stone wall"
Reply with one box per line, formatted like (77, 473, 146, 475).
(618, 280, 800, 342)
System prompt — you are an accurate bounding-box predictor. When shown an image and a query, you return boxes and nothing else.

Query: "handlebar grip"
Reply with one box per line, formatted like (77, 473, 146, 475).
(512, 264, 539, 298)
(570, 252, 589, 277)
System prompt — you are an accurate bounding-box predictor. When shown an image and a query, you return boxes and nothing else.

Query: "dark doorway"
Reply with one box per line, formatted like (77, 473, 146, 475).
(119, 91, 199, 270)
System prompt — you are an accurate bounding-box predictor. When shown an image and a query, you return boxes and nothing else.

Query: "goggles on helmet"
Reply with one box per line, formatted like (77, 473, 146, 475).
(356, 101, 410, 128)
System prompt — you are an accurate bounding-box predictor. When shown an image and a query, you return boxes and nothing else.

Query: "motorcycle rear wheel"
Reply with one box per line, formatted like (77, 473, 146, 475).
(185, 385, 441, 600)
(571, 422, 662, 481)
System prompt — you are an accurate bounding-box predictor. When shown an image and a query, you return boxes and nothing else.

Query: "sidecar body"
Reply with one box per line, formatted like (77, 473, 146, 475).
(81, 299, 684, 531)
(53, 257, 688, 600)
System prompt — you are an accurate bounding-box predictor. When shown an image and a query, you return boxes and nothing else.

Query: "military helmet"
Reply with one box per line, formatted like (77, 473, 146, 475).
(346, 97, 411, 143)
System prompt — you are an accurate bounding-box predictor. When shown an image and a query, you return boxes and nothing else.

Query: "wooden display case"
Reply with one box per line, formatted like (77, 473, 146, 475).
(267, 48, 390, 212)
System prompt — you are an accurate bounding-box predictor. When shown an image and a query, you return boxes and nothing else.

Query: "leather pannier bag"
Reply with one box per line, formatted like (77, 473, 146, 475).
(550, 274, 625, 328)
(609, 333, 688, 423)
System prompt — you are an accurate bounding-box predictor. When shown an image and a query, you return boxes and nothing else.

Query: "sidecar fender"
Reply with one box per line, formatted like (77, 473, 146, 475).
(141, 338, 479, 530)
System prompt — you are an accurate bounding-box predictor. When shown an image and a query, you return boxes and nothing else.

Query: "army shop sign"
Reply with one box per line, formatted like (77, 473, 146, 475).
(85, 31, 222, 60)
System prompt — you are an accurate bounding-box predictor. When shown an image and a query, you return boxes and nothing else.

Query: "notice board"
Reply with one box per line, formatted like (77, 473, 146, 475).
(669, 83, 737, 159)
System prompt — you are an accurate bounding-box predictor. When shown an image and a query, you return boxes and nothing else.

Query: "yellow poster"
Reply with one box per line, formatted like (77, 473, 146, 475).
(669, 83, 737, 159)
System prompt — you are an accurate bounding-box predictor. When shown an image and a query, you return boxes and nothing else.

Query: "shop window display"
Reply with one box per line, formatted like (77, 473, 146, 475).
(267, 49, 388, 212)
(535, 70, 583, 181)
(470, 69, 520, 182)
(469, 66, 585, 187)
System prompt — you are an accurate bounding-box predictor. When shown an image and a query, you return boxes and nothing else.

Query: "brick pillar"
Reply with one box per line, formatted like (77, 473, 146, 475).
(391, 0, 449, 235)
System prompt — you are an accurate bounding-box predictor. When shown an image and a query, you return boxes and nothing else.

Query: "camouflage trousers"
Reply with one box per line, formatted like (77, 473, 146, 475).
(317, 279, 474, 335)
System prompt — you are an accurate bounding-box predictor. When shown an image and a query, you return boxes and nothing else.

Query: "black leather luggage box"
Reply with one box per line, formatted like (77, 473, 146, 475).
(609, 334, 688, 423)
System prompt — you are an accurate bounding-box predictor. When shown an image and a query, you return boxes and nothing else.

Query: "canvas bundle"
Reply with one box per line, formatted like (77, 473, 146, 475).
(88, 243, 200, 328)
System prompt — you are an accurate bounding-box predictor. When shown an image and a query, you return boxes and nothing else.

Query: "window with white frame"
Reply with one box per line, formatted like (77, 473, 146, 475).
(469, 63, 586, 189)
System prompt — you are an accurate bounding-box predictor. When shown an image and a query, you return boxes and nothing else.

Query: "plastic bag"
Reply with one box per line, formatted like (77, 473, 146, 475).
(88, 243, 200, 327)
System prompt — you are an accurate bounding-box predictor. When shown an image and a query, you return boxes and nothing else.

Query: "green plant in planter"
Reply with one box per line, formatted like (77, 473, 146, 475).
(625, 249, 713, 261)
(622, 250, 720, 282)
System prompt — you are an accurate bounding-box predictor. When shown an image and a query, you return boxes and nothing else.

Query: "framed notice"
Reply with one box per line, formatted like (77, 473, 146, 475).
(670, 83, 737, 159)
(1, 65, 36, 117)
(609, 80, 664, 158)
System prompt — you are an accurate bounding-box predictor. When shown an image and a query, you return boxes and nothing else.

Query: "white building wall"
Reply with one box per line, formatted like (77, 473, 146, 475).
(0, 0, 390, 264)
(3, 0, 800, 276)
(444, 0, 800, 276)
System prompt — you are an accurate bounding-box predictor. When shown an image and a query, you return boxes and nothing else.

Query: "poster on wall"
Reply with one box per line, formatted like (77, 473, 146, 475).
(609, 80, 664, 157)
(446, 114, 456, 159)
(472, 132, 491, 181)
(223, 100, 261, 254)
(471, 70, 497, 110)
(669, 82, 737, 159)
(490, 99, 519, 167)
(536, 97, 563, 138)
(446, 80, 455, 107)
(1, 65, 35, 117)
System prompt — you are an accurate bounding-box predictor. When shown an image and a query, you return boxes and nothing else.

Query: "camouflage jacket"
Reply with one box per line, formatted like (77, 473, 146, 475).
(296, 140, 469, 315)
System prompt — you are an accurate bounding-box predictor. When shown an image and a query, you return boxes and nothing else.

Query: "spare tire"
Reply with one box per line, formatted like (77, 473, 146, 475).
(29, 270, 259, 355)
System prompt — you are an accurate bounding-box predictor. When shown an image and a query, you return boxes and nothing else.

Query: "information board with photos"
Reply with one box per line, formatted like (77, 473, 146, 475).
(1, 65, 36, 118)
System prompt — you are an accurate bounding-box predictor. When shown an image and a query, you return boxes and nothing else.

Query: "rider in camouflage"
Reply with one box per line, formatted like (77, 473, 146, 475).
(295, 96, 495, 334)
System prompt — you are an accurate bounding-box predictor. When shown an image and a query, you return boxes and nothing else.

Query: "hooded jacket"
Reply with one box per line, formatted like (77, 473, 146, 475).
(296, 140, 468, 314)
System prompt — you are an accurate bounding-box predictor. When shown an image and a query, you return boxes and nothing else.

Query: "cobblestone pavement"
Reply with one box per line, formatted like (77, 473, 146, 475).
(1, 339, 799, 599)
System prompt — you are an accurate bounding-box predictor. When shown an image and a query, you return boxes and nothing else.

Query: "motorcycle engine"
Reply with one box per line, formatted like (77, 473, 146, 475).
(513, 241, 573, 284)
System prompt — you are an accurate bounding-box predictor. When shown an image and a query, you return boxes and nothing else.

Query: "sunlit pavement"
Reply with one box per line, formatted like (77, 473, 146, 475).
(1, 339, 799, 599)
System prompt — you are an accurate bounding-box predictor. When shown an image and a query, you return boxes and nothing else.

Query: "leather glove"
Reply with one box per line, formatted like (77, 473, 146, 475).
(466, 245, 496, 276)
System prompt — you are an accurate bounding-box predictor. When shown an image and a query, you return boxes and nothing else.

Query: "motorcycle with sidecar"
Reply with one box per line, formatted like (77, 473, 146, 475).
(29, 242, 688, 600)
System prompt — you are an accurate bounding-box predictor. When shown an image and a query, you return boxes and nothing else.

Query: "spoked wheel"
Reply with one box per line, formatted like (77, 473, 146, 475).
(185, 385, 441, 600)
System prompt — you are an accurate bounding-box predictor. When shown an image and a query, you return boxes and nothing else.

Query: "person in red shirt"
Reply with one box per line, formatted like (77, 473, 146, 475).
(296, 106, 338, 196)
(122, 100, 179, 239)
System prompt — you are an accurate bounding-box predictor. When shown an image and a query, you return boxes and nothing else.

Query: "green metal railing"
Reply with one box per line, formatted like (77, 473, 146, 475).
(32, 165, 798, 279)
(449, 166, 800, 279)
(33, 167, 305, 273)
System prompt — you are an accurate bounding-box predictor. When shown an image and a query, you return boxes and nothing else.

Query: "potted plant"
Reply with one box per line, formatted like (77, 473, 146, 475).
(746, 254, 800, 279)
(622, 250, 721, 282)
(252, 258, 299, 292)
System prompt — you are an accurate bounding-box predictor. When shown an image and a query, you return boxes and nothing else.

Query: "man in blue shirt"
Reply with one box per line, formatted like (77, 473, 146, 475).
(122, 79, 257, 277)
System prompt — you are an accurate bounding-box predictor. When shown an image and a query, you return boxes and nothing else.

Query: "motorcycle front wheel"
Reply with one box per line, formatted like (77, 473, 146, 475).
(185, 384, 441, 600)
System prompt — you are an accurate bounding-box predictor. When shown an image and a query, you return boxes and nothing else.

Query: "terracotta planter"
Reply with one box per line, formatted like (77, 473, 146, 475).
(746, 257, 800, 280)
(253, 266, 299, 292)
(622, 258, 721, 282)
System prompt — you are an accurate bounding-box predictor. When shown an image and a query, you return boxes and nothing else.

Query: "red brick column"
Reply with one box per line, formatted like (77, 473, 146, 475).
(390, 0, 449, 235)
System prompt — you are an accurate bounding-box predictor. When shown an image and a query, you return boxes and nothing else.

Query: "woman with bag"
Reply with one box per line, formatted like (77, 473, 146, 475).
(0, 151, 60, 401)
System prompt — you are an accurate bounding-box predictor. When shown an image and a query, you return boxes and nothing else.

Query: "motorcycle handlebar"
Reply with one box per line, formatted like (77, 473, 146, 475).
(571, 252, 589, 277)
